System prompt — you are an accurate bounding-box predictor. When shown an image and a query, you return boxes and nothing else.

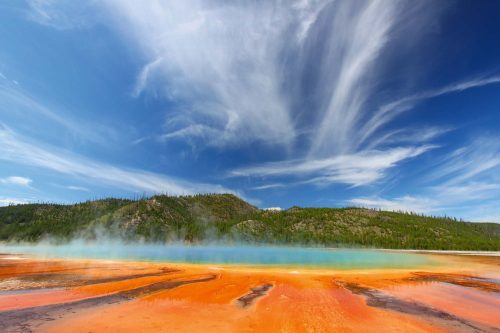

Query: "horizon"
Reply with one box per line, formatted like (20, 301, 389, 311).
(1, 1, 500, 223)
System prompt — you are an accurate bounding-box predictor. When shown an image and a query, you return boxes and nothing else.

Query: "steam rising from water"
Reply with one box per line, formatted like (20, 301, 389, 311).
(0, 241, 436, 269)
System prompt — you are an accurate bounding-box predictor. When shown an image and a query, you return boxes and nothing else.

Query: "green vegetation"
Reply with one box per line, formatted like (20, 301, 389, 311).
(0, 194, 498, 250)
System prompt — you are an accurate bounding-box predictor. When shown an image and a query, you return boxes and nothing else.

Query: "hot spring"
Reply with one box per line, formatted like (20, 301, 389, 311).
(0, 243, 437, 269)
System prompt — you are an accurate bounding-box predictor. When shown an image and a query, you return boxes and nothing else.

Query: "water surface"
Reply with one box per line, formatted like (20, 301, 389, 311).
(0, 243, 436, 269)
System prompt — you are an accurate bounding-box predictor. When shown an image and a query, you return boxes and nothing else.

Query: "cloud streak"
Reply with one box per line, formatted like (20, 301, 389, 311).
(350, 136, 500, 222)
(308, 0, 399, 156)
(231, 145, 435, 187)
(66, 185, 91, 192)
(0, 176, 32, 186)
(0, 126, 230, 196)
(349, 196, 442, 214)
(357, 75, 500, 149)
(0, 80, 116, 145)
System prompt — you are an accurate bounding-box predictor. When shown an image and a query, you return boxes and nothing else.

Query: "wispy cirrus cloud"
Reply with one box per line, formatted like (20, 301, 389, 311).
(0, 79, 117, 145)
(357, 75, 500, 149)
(350, 182, 500, 218)
(0, 126, 230, 196)
(231, 145, 435, 187)
(307, 1, 399, 156)
(427, 136, 500, 186)
(250, 183, 286, 191)
(50, 183, 91, 193)
(364, 126, 452, 150)
(25, 2, 455, 175)
(104, 0, 299, 148)
(349, 196, 442, 214)
(66, 185, 91, 192)
(97, 0, 497, 190)
(350, 136, 500, 222)
(96, 0, 445, 153)
(27, 0, 99, 30)
(0, 176, 32, 186)
(0, 80, 73, 130)
(350, 189, 500, 222)
(227, 72, 500, 188)
(232, 73, 500, 190)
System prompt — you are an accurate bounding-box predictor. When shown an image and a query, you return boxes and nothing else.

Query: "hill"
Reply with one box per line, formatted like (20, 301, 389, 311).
(0, 194, 499, 250)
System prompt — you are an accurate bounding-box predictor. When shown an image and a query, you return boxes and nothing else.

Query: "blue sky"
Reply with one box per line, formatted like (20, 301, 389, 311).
(1, 1, 500, 222)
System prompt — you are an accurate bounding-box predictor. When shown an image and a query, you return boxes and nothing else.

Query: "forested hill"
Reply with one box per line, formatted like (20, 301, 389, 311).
(0, 194, 499, 250)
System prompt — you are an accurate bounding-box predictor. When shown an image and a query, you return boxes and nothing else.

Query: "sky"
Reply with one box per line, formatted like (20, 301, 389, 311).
(0, 0, 500, 222)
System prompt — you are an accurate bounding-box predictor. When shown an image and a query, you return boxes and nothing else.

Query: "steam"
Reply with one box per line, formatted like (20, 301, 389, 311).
(0, 240, 435, 269)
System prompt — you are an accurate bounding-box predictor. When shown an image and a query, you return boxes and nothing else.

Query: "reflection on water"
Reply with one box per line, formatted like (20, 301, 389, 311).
(0, 243, 437, 269)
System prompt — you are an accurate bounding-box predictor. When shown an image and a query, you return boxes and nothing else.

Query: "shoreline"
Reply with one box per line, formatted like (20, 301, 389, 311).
(2, 242, 499, 253)
(1, 251, 497, 276)
(381, 249, 500, 256)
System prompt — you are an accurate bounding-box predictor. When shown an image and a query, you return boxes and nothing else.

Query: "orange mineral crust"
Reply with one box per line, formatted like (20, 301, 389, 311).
(0, 253, 498, 333)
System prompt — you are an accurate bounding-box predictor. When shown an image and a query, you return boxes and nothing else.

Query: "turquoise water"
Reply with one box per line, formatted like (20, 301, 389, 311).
(0, 243, 437, 269)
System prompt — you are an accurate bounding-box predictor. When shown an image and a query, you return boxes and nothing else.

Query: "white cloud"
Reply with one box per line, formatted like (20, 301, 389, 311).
(357, 76, 500, 149)
(132, 57, 163, 98)
(349, 193, 500, 223)
(104, 0, 298, 148)
(0, 176, 32, 186)
(28, 0, 99, 30)
(0, 126, 230, 196)
(432, 183, 500, 202)
(66, 185, 90, 192)
(231, 145, 434, 187)
(349, 136, 500, 221)
(230, 71, 500, 188)
(157, 124, 234, 148)
(364, 126, 452, 150)
(250, 183, 286, 191)
(309, 1, 399, 156)
(0, 84, 73, 130)
(95, 0, 471, 190)
(349, 196, 442, 214)
(427, 136, 500, 186)
(96, 0, 445, 154)
(0, 83, 116, 145)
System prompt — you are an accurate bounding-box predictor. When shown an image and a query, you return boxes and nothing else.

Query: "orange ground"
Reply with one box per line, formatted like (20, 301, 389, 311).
(0, 253, 498, 333)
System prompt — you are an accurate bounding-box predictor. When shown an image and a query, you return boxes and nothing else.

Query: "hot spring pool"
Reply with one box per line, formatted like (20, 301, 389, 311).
(0, 243, 438, 269)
